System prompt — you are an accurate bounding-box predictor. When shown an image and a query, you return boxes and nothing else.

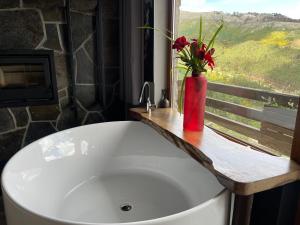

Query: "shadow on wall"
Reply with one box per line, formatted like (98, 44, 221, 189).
(0, 0, 123, 172)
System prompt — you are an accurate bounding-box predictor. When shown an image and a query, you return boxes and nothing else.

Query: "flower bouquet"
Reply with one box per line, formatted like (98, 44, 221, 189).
(141, 17, 223, 131)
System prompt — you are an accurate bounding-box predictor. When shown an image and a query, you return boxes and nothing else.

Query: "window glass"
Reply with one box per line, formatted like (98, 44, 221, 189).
(174, 0, 300, 156)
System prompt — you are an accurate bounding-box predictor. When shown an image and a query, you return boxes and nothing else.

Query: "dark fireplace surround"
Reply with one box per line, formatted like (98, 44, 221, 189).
(0, 50, 58, 108)
(0, 0, 121, 188)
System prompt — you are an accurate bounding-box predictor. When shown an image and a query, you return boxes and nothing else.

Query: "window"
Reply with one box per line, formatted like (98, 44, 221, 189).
(172, 0, 300, 156)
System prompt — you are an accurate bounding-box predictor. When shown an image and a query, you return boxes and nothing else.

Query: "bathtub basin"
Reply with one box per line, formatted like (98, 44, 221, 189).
(2, 121, 230, 225)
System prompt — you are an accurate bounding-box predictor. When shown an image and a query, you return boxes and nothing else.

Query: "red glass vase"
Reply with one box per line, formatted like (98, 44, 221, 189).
(183, 75, 207, 131)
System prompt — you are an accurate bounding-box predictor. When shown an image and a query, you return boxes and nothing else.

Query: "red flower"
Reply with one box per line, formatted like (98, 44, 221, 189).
(204, 52, 215, 69)
(191, 40, 207, 60)
(191, 39, 198, 45)
(190, 39, 199, 56)
(172, 36, 190, 52)
(208, 48, 215, 56)
(200, 43, 207, 52)
(196, 43, 207, 60)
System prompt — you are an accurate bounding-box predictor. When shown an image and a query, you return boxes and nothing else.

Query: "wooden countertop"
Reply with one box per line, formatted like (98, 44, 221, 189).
(130, 107, 300, 195)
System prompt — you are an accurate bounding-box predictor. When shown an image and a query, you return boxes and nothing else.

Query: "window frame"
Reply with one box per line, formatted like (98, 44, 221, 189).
(167, 3, 300, 222)
(167, 0, 300, 159)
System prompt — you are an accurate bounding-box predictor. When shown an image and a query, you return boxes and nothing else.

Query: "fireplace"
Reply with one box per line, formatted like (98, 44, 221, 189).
(0, 50, 58, 107)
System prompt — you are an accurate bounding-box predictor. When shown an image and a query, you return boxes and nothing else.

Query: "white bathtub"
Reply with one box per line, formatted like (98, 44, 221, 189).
(2, 121, 230, 225)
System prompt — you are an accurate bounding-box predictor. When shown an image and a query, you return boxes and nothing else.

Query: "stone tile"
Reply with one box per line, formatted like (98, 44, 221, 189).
(44, 24, 61, 51)
(23, 0, 65, 22)
(29, 105, 60, 121)
(104, 67, 120, 85)
(75, 85, 97, 109)
(0, 0, 19, 8)
(58, 24, 68, 52)
(58, 89, 68, 99)
(70, 0, 119, 17)
(58, 86, 69, 110)
(103, 47, 120, 67)
(10, 107, 29, 127)
(105, 83, 119, 106)
(71, 12, 94, 50)
(70, 0, 97, 12)
(102, 100, 124, 121)
(85, 35, 95, 61)
(85, 24, 120, 67)
(103, 0, 119, 18)
(0, 109, 14, 133)
(103, 19, 119, 47)
(76, 48, 95, 84)
(0, 10, 44, 49)
(58, 88, 69, 109)
(100, 82, 122, 120)
(54, 53, 69, 90)
(59, 97, 70, 110)
(86, 103, 102, 112)
(56, 106, 86, 131)
(85, 112, 105, 124)
(0, 129, 25, 161)
(24, 122, 56, 146)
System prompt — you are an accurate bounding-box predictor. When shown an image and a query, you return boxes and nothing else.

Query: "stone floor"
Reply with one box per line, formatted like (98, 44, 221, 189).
(0, 196, 6, 225)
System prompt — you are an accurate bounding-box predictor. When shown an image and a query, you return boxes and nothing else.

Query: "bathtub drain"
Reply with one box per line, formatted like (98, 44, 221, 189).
(120, 204, 132, 212)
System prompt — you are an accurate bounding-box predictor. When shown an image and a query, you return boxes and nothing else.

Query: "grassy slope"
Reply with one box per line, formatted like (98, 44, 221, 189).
(178, 11, 300, 94)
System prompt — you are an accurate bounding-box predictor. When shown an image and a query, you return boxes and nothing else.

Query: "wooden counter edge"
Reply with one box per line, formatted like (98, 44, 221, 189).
(129, 107, 300, 196)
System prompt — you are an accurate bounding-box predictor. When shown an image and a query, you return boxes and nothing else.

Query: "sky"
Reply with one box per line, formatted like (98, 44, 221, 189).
(180, 0, 300, 19)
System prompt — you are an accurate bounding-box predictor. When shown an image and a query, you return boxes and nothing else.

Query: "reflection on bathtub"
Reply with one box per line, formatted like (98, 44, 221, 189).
(39, 137, 75, 162)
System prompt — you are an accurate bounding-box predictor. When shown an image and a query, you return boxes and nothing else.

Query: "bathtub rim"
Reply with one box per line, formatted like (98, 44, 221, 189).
(2, 186, 228, 225)
(1, 121, 228, 225)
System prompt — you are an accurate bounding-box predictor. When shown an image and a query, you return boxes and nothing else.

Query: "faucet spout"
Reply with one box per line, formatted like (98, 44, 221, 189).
(139, 82, 156, 113)
(139, 82, 151, 103)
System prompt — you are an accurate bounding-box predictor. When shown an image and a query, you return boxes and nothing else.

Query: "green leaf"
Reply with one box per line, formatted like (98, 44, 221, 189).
(211, 39, 215, 48)
(207, 23, 224, 50)
(178, 67, 191, 114)
(180, 57, 189, 63)
(176, 64, 188, 70)
(137, 25, 173, 42)
(198, 17, 203, 45)
(181, 48, 190, 59)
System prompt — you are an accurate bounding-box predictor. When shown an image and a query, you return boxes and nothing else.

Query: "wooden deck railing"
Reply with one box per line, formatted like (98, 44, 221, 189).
(207, 82, 299, 108)
(177, 81, 300, 155)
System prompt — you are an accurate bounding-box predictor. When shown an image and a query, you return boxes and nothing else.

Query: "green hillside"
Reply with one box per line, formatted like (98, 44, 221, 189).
(178, 11, 300, 94)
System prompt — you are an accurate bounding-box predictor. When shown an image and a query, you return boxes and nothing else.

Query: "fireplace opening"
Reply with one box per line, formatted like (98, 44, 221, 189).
(0, 64, 46, 88)
(0, 50, 58, 108)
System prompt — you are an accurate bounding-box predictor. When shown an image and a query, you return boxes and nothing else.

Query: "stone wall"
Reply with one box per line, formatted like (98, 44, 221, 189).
(0, 0, 122, 170)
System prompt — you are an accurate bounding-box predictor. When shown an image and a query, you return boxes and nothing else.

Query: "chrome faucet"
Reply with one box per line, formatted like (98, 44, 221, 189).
(139, 82, 156, 113)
